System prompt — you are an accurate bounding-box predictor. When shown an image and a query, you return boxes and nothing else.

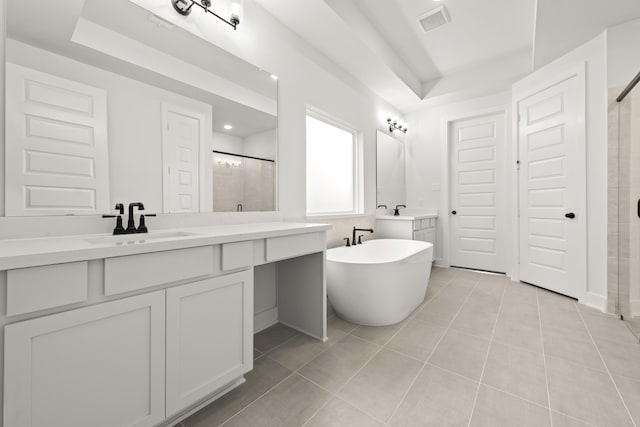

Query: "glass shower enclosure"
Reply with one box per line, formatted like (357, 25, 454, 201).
(612, 72, 640, 339)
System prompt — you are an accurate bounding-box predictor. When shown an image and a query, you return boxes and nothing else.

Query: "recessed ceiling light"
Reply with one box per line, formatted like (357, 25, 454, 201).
(224, 124, 233, 130)
(270, 74, 278, 80)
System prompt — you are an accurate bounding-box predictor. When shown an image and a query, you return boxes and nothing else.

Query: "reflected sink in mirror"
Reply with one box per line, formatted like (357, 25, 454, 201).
(84, 231, 200, 246)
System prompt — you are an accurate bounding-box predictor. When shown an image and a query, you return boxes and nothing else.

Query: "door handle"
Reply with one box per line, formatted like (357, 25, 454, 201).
(565, 212, 576, 219)
(451, 210, 457, 215)
(637, 199, 640, 218)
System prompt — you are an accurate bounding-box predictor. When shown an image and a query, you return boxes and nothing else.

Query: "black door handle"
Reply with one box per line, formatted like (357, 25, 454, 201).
(637, 199, 640, 218)
(565, 212, 575, 219)
(451, 210, 457, 215)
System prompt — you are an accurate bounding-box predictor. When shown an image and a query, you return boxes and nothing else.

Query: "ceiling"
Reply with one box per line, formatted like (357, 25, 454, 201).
(255, 0, 640, 112)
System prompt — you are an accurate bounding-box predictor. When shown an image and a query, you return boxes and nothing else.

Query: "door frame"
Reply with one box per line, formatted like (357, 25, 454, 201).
(161, 103, 210, 213)
(441, 106, 511, 273)
(511, 63, 587, 297)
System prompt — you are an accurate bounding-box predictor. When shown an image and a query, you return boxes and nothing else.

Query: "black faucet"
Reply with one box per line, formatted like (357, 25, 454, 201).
(393, 204, 406, 216)
(377, 204, 388, 209)
(352, 226, 374, 245)
(102, 203, 127, 235)
(126, 202, 145, 233)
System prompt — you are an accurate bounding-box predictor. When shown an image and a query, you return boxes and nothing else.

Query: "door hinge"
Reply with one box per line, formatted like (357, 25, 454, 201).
(516, 160, 520, 170)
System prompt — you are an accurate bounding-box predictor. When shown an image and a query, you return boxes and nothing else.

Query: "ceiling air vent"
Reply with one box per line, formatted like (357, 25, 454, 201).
(417, 5, 450, 34)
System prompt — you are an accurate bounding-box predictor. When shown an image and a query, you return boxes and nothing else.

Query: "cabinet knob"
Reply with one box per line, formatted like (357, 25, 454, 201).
(451, 210, 457, 215)
(565, 212, 575, 219)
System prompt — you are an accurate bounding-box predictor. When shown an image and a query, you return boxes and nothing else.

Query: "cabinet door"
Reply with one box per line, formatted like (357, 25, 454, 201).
(4, 291, 166, 427)
(166, 270, 254, 416)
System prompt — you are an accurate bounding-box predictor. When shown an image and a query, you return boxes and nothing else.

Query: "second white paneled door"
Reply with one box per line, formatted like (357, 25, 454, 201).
(449, 113, 507, 273)
(517, 74, 586, 299)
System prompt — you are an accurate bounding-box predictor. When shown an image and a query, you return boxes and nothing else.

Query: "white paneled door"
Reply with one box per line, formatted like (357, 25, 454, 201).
(517, 74, 586, 299)
(5, 63, 110, 216)
(449, 113, 507, 273)
(162, 104, 203, 213)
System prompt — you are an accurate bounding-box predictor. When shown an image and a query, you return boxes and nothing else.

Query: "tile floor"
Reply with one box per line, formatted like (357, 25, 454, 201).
(626, 317, 640, 340)
(180, 267, 640, 427)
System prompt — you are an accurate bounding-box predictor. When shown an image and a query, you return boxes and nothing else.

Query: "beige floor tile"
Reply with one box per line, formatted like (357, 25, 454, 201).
(428, 329, 490, 381)
(450, 300, 500, 339)
(493, 315, 543, 353)
(267, 331, 341, 371)
(596, 339, 640, 380)
(414, 288, 469, 327)
(389, 364, 477, 427)
(474, 275, 508, 298)
(551, 412, 597, 427)
(537, 288, 577, 311)
(223, 374, 330, 427)
(482, 341, 548, 406)
(626, 317, 640, 340)
(351, 319, 408, 346)
(338, 349, 422, 422)
(305, 398, 385, 427)
(500, 301, 540, 327)
(385, 317, 447, 361)
(328, 315, 358, 334)
(501, 282, 538, 307)
(183, 356, 292, 427)
(542, 328, 606, 371)
(470, 386, 551, 427)
(299, 335, 379, 393)
(613, 374, 640, 426)
(546, 356, 634, 426)
(253, 349, 262, 360)
(254, 323, 299, 353)
(583, 313, 639, 345)
(539, 306, 592, 342)
(425, 280, 447, 302)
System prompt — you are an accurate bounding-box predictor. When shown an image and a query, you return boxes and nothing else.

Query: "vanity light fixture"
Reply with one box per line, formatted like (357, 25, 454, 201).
(171, 0, 241, 30)
(386, 113, 408, 134)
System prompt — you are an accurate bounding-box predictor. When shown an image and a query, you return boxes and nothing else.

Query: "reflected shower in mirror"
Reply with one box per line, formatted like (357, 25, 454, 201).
(3, 0, 277, 216)
(376, 130, 406, 209)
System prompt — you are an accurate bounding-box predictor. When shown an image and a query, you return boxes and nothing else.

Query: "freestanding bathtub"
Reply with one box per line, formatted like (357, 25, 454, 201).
(326, 239, 433, 326)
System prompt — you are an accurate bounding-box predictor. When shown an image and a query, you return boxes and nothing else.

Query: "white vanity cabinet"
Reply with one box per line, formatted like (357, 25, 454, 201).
(376, 215, 437, 252)
(4, 291, 167, 427)
(0, 222, 329, 427)
(165, 270, 253, 416)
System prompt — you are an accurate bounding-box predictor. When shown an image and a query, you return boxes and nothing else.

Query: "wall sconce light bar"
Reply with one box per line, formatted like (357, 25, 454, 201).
(172, 0, 240, 30)
(386, 115, 408, 134)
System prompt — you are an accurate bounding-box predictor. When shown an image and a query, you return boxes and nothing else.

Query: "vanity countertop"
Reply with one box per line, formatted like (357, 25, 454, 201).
(376, 208, 439, 221)
(0, 222, 331, 271)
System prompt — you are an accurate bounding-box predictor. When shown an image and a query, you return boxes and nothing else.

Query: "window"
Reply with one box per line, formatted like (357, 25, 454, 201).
(306, 111, 361, 216)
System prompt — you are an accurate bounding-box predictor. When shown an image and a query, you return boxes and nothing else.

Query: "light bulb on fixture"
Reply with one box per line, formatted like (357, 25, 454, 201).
(171, 0, 241, 30)
(270, 74, 279, 80)
(224, 124, 233, 130)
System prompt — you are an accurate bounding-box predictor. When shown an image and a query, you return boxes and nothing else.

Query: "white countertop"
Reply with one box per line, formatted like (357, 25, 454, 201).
(0, 222, 331, 271)
(376, 208, 438, 221)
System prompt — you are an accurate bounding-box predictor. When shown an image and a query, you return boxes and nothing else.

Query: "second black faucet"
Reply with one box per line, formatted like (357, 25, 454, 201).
(351, 226, 374, 246)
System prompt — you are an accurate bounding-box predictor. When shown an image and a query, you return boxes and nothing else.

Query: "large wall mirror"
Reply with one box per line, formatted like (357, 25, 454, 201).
(3, 0, 277, 216)
(376, 130, 405, 208)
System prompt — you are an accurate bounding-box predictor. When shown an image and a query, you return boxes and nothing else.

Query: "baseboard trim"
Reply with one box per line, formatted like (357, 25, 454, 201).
(254, 307, 278, 333)
(580, 292, 607, 313)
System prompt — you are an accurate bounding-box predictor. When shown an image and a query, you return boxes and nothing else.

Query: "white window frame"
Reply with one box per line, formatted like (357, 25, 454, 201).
(305, 107, 363, 218)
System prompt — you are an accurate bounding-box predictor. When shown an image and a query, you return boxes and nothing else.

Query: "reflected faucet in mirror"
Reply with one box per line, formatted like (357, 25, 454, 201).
(394, 205, 406, 216)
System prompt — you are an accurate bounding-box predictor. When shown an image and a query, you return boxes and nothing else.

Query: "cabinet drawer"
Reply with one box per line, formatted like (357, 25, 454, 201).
(265, 232, 325, 262)
(104, 246, 215, 296)
(222, 241, 254, 271)
(7, 262, 88, 316)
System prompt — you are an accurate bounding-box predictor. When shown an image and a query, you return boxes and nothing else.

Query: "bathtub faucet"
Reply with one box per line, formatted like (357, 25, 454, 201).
(352, 226, 374, 246)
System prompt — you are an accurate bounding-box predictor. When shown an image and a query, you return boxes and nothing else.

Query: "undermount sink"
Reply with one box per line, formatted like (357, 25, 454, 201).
(84, 231, 200, 245)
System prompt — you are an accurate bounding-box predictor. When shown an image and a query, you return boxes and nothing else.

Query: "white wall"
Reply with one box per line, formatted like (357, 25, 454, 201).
(244, 128, 277, 160)
(607, 18, 640, 89)
(5, 39, 214, 215)
(212, 131, 245, 154)
(513, 33, 608, 309)
(405, 91, 512, 264)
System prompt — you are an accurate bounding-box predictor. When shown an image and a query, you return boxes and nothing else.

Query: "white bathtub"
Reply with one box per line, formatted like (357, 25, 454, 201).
(326, 239, 433, 326)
